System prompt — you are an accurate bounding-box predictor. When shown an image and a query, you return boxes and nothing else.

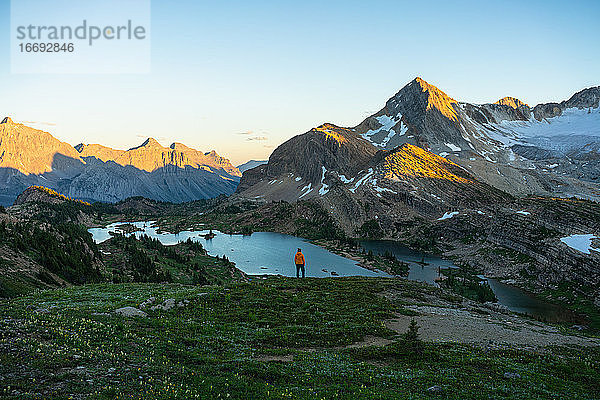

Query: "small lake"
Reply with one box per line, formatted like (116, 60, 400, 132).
(359, 240, 457, 285)
(359, 240, 573, 323)
(89, 221, 388, 278)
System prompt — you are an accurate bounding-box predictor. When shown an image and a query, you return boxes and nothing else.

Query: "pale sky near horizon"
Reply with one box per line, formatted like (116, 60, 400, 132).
(0, 0, 598, 165)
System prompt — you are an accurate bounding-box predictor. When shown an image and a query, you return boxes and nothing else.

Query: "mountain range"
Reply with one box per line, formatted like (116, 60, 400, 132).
(238, 77, 600, 205)
(237, 159, 267, 173)
(0, 117, 240, 206)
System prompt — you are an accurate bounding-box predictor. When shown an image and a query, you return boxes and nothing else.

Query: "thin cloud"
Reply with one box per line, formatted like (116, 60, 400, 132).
(246, 136, 268, 142)
(263, 144, 275, 149)
(135, 134, 167, 142)
(236, 130, 254, 135)
(21, 120, 57, 126)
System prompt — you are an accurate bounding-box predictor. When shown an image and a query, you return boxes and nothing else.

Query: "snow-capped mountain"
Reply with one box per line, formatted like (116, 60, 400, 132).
(238, 77, 600, 207)
(353, 78, 600, 196)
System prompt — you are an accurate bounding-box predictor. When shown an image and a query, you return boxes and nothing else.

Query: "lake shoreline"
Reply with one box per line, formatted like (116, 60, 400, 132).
(89, 220, 584, 327)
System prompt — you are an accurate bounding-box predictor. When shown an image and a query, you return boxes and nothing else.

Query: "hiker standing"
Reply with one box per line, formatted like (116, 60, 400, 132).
(294, 248, 305, 278)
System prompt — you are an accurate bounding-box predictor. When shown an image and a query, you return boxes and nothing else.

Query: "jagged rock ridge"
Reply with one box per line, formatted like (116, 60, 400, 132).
(0, 119, 240, 205)
(352, 77, 600, 199)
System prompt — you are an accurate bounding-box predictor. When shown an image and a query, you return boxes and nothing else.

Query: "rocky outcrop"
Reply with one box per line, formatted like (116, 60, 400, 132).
(495, 97, 528, 109)
(563, 86, 600, 110)
(13, 186, 90, 206)
(0, 119, 240, 205)
(237, 124, 378, 201)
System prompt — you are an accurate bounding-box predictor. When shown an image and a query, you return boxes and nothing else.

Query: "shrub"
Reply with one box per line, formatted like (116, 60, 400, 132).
(359, 219, 384, 239)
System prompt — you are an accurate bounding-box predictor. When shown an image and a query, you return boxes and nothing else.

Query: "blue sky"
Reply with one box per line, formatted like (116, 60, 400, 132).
(0, 0, 598, 165)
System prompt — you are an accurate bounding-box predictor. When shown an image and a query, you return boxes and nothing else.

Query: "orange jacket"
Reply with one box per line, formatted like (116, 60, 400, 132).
(295, 252, 305, 265)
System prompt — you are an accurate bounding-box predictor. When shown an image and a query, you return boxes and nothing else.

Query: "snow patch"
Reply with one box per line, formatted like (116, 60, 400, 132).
(349, 169, 374, 193)
(437, 211, 459, 221)
(319, 166, 330, 195)
(338, 174, 353, 183)
(362, 114, 402, 147)
(445, 143, 462, 152)
(299, 183, 313, 198)
(560, 234, 599, 255)
(515, 210, 530, 216)
(373, 185, 396, 194)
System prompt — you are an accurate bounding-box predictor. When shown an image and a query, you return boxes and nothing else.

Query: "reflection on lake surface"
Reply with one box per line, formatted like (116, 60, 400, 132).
(359, 239, 573, 322)
(359, 240, 455, 285)
(89, 221, 388, 278)
(89, 222, 573, 322)
(485, 278, 577, 323)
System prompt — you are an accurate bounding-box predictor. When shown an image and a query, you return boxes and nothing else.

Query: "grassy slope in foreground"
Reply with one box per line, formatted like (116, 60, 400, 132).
(1, 277, 598, 399)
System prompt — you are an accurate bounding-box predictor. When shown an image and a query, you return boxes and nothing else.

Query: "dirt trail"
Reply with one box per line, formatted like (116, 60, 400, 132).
(386, 305, 600, 348)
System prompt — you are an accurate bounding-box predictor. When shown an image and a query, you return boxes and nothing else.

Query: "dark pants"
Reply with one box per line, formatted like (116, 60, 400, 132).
(296, 263, 305, 278)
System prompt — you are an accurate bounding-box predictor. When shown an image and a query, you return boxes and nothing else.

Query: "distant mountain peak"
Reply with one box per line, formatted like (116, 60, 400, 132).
(495, 97, 528, 109)
(129, 137, 162, 151)
(237, 159, 267, 173)
(0, 120, 241, 204)
(1, 117, 13, 124)
(142, 137, 161, 147)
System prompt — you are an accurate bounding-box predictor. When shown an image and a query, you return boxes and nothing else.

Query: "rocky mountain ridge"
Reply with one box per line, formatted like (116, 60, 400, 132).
(0, 118, 240, 205)
(353, 77, 600, 198)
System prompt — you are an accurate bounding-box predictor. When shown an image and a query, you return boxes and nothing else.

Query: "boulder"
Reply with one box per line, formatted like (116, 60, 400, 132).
(114, 306, 147, 317)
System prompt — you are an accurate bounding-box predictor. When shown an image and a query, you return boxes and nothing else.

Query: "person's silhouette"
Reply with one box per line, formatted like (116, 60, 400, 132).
(294, 248, 305, 278)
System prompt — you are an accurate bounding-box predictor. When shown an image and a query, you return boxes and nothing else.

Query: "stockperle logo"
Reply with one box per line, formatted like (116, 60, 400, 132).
(11, 0, 151, 74)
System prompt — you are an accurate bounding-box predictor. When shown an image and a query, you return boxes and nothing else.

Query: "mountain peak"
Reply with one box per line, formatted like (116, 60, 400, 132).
(495, 96, 528, 109)
(142, 138, 161, 147)
(1, 117, 13, 124)
(129, 137, 162, 151)
(407, 77, 458, 121)
(413, 76, 431, 88)
(170, 142, 192, 151)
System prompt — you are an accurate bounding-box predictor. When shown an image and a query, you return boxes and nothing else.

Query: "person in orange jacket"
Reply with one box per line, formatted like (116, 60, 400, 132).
(294, 248, 305, 278)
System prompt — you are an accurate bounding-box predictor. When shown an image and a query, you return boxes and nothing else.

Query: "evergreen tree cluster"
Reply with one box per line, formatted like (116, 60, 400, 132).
(0, 221, 102, 284)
